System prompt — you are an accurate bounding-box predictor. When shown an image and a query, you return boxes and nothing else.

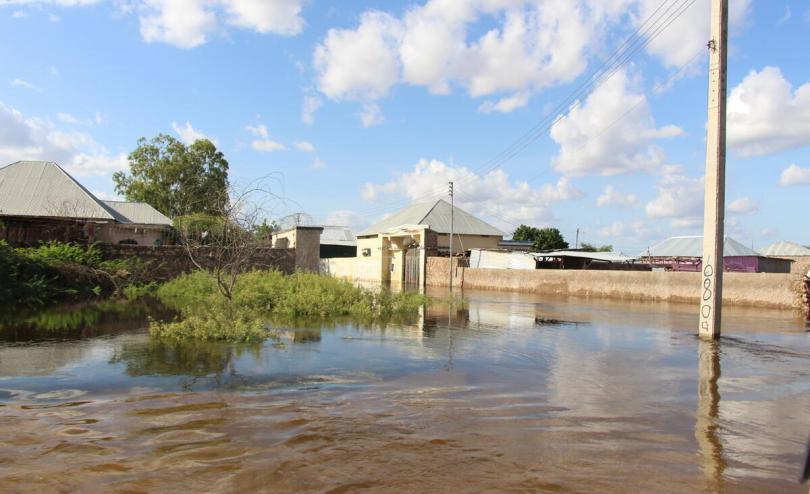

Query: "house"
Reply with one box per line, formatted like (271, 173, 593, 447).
(325, 199, 503, 286)
(640, 235, 792, 273)
(0, 161, 172, 246)
(758, 241, 810, 275)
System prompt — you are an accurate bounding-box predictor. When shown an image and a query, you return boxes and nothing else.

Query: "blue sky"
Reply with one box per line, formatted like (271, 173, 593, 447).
(1, 0, 809, 253)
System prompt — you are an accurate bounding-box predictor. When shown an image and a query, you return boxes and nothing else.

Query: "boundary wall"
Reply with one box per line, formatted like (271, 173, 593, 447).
(425, 257, 807, 311)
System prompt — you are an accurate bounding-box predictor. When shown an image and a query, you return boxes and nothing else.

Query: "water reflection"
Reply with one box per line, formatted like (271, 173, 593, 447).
(696, 339, 725, 493)
(0, 290, 808, 493)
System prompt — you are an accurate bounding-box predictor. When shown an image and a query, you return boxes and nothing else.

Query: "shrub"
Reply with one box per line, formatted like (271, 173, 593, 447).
(151, 270, 429, 342)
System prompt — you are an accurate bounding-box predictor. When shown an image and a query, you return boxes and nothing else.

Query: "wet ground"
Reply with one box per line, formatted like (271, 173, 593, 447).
(0, 290, 808, 493)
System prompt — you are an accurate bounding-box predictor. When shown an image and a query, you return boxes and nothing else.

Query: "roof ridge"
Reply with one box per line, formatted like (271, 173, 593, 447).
(50, 162, 122, 221)
(418, 199, 445, 224)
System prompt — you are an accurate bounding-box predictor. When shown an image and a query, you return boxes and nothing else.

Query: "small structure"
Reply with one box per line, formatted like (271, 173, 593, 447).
(324, 199, 503, 286)
(271, 225, 324, 272)
(758, 241, 810, 275)
(497, 239, 534, 251)
(319, 225, 357, 258)
(0, 161, 172, 246)
(641, 235, 791, 273)
(469, 249, 537, 270)
(534, 250, 642, 270)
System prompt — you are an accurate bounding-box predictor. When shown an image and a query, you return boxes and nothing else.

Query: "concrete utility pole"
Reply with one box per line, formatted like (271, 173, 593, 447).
(699, 0, 728, 339)
(448, 181, 454, 292)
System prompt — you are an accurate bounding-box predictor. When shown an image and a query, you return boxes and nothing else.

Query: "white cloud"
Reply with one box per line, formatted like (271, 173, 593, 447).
(728, 66, 810, 156)
(362, 158, 583, 229)
(172, 120, 216, 144)
(323, 209, 367, 231)
(727, 196, 758, 214)
(777, 5, 791, 24)
(91, 189, 123, 201)
(49, 66, 59, 76)
(11, 10, 27, 17)
(222, 0, 303, 36)
(57, 112, 81, 124)
(294, 140, 315, 153)
(311, 157, 325, 169)
(313, 1, 608, 117)
(359, 103, 384, 128)
(0, 101, 127, 177)
(596, 185, 640, 208)
(779, 163, 810, 186)
(245, 123, 269, 138)
(301, 94, 321, 125)
(645, 170, 704, 228)
(139, 0, 216, 49)
(136, 0, 305, 49)
(635, 0, 751, 68)
(245, 125, 286, 152)
(550, 68, 682, 176)
(314, 11, 403, 102)
(10, 78, 37, 90)
(251, 139, 286, 153)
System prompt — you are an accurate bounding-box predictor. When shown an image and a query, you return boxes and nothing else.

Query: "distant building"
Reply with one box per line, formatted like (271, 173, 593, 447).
(325, 199, 504, 286)
(641, 235, 791, 273)
(0, 161, 172, 246)
(497, 239, 534, 251)
(758, 241, 810, 275)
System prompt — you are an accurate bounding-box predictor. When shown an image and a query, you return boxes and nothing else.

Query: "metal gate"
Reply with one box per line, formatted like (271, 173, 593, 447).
(404, 247, 420, 285)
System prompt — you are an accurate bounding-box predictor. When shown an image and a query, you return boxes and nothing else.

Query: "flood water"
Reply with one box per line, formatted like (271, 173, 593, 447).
(0, 290, 808, 493)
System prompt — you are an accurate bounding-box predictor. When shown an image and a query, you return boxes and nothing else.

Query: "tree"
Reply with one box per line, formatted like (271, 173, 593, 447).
(512, 224, 541, 242)
(511, 225, 569, 251)
(533, 228, 569, 251)
(113, 134, 229, 218)
(580, 242, 613, 252)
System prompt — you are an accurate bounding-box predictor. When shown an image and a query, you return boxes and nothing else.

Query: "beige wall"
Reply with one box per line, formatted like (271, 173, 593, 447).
(321, 256, 380, 282)
(436, 234, 502, 254)
(425, 257, 806, 311)
(271, 227, 322, 272)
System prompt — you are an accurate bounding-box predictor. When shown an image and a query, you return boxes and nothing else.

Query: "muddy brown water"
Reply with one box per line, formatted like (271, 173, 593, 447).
(0, 290, 808, 493)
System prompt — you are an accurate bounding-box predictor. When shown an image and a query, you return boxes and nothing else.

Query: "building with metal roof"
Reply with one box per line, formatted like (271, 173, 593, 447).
(758, 241, 810, 257)
(318, 225, 356, 258)
(640, 235, 791, 273)
(758, 241, 810, 275)
(359, 199, 503, 237)
(1, 161, 173, 246)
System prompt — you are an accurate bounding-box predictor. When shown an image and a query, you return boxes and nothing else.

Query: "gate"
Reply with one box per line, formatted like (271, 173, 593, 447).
(404, 247, 420, 285)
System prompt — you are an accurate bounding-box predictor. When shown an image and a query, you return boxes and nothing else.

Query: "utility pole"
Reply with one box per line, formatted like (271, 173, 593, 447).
(448, 181, 454, 292)
(575, 228, 579, 250)
(699, 0, 728, 339)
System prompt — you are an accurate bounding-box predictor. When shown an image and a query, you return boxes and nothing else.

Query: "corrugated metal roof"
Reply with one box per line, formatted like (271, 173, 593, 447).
(103, 201, 172, 226)
(359, 199, 504, 237)
(641, 235, 759, 258)
(535, 250, 636, 262)
(757, 241, 810, 257)
(319, 225, 356, 246)
(0, 161, 120, 220)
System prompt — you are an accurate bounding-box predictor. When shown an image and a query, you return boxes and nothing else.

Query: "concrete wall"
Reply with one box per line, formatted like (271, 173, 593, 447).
(425, 256, 806, 311)
(271, 226, 323, 272)
(320, 256, 380, 282)
(96, 224, 168, 246)
(99, 245, 295, 281)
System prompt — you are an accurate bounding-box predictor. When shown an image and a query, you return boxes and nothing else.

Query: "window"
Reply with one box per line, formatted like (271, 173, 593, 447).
(362, 248, 371, 257)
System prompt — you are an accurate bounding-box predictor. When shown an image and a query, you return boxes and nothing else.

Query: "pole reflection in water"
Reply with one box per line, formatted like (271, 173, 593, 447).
(696, 339, 726, 492)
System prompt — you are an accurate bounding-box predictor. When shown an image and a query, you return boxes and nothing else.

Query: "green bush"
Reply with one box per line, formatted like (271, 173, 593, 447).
(152, 270, 429, 342)
(0, 240, 150, 307)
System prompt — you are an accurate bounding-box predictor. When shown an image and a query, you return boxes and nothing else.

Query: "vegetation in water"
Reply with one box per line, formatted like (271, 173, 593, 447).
(151, 270, 429, 342)
(0, 240, 154, 307)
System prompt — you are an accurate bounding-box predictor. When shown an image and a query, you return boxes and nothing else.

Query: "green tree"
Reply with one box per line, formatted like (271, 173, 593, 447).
(113, 134, 229, 218)
(511, 225, 569, 251)
(512, 224, 541, 242)
(533, 227, 569, 251)
(580, 242, 613, 252)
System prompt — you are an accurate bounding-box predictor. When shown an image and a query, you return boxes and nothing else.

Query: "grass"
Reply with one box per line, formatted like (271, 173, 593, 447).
(151, 270, 429, 342)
